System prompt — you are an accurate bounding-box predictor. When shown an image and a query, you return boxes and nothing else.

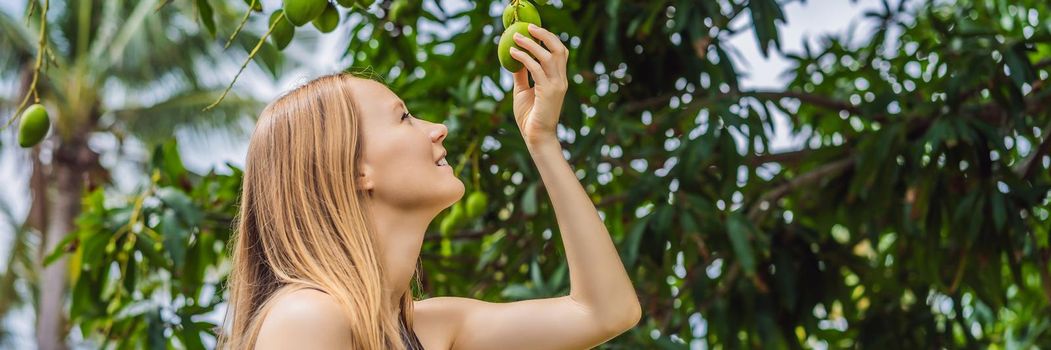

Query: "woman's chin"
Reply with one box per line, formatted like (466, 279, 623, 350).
(438, 179, 466, 208)
(453, 181, 466, 202)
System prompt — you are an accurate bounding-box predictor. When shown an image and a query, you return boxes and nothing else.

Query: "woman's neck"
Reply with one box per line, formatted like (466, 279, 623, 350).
(368, 201, 434, 315)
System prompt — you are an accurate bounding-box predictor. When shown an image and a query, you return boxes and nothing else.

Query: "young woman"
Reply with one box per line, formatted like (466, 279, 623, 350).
(218, 24, 641, 350)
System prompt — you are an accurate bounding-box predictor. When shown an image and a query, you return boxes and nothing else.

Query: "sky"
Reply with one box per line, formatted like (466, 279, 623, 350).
(0, 0, 893, 348)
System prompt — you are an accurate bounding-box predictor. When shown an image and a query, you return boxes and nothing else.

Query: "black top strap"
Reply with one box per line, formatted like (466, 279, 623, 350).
(399, 312, 426, 350)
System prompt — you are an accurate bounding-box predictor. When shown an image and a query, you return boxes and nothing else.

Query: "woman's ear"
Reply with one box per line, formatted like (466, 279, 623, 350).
(357, 163, 375, 193)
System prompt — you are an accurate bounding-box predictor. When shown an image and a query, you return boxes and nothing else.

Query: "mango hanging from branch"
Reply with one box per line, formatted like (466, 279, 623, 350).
(18, 104, 50, 148)
(496, 0, 546, 72)
(269, 10, 295, 50)
(283, 0, 326, 26)
(466, 191, 489, 219)
(497, 22, 538, 72)
(312, 2, 340, 33)
(502, 0, 541, 28)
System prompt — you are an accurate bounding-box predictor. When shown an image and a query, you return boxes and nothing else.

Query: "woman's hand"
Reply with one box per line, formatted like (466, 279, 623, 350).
(509, 23, 569, 146)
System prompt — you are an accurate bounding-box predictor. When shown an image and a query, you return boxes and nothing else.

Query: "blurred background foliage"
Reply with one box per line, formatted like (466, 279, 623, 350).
(1, 0, 1050, 348)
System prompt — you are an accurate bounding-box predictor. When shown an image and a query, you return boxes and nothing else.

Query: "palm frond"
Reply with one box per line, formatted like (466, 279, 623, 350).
(101, 0, 280, 91)
(0, 196, 39, 346)
(110, 88, 263, 146)
(0, 9, 37, 85)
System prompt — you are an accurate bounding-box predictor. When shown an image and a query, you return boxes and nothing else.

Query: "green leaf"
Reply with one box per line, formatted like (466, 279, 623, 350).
(242, 0, 263, 12)
(714, 45, 740, 91)
(689, 268, 709, 307)
(748, 0, 786, 57)
(152, 141, 187, 183)
(43, 231, 78, 267)
(122, 259, 138, 292)
(147, 309, 166, 350)
(475, 230, 505, 272)
(549, 261, 568, 290)
(156, 187, 203, 226)
(772, 250, 797, 312)
(71, 272, 101, 319)
(501, 284, 535, 300)
(990, 190, 1006, 232)
(135, 234, 168, 266)
(530, 259, 546, 291)
(1002, 43, 1035, 89)
(80, 230, 110, 271)
(621, 215, 651, 269)
(160, 209, 189, 272)
(180, 314, 206, 350)
(522, 182, 539, 216)
(195, 0, 216, 38)
(726, 213, 757, 276)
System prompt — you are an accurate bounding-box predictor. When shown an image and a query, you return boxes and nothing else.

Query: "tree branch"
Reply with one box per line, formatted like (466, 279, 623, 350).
(621, 58, 1051, 125)
(619, 89, 872, 125)
(689, 1, 749, 60)
(747, 147, 821, 167)
(744, 91, 873, 120)
(3, 0, 49, 131)
(1014, 117, 1051, 179)
(747, 155, 857, 222)
(748, 149, 811, 166)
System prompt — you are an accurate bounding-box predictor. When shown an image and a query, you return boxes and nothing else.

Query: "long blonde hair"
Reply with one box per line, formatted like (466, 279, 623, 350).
(217, 72, 421, 349)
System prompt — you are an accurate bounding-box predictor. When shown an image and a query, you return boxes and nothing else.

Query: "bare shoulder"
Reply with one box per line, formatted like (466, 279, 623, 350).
(255, 288, 353, 350)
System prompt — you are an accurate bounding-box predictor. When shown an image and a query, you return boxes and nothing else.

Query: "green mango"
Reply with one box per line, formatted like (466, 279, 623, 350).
(312, 2, 339, 33)
(269, 10, 295, 50)
(502, 0, 541, 29)
(498, 22, 537, 72)
(465, 191, 489, 219)
(356, 0, 375, 8)
(439, 215, 457, 236)
(440, 203, 466, 236)
(283, 0, 326, 26)
(449, 203, 465, 226)
(17, 104, 49, 148)
(335, 0, 355, 7)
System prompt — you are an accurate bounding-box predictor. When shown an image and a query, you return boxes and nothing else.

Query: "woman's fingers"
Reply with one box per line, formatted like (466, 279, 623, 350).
(510, 47, 547, 84)
(526, 24, 569, 68)
(513, 32, 552, 68)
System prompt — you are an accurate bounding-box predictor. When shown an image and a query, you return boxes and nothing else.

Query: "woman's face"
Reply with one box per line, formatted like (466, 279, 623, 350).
(352, 78, 465, 214)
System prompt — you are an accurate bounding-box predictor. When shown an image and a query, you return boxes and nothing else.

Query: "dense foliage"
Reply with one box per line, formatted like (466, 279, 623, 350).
(5, 0, 1051, 348)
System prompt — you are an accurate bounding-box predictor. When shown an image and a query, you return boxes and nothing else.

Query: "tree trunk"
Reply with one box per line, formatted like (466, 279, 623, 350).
(27, 146, 49, 242)
(36, 134, 90, 350)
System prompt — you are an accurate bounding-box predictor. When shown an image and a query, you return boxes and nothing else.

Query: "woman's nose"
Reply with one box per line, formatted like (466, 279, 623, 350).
(431, 122, 448, 143)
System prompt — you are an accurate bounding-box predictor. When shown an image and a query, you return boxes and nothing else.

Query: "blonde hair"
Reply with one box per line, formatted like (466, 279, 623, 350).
(217, 72, 421, 349)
